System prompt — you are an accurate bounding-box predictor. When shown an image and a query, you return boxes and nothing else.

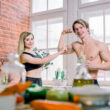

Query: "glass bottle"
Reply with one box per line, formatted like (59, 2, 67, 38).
(1, 53, 26, 84)
(73, 55, 94, 87)
(81, 62, 94, 86)
(73, 57, 84, 87)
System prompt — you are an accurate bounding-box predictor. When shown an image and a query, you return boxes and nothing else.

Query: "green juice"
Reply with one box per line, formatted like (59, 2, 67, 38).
(73, 79, 94, 87)
(73, 79, 84, 87)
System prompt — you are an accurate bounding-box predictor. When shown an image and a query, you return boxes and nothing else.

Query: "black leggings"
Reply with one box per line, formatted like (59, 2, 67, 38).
(26, 77, 42, 86)
(94, 79, 99, 86)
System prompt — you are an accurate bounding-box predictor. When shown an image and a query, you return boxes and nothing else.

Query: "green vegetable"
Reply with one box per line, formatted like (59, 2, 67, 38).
(24, 84, 47, 103)
(46, 89, 69, 102)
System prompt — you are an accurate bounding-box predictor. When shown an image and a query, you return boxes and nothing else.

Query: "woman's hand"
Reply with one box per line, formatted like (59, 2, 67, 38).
(59, 46, 67, 54)
(61, 29, 72, 35)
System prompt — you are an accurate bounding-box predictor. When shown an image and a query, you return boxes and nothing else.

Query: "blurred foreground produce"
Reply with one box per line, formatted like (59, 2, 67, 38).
(46, 88, 69, 102)
(24, 84, 47, 103)
(0, 81, 32, 110)
(0, 81, 32, 96)
(46, 88, 80, 103)
(16, 95, 24, 104)
(30, 100, 83, 110)
(68, 92, 80, 103)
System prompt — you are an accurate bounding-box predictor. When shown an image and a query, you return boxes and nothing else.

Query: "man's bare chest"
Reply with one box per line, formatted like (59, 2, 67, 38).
(77, 44, 100, 61)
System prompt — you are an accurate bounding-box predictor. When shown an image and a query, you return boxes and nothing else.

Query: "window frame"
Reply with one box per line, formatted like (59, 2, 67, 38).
(78, 0, 110, 8)
(31, 0, 67, 16)
(30, 0, 68, 85)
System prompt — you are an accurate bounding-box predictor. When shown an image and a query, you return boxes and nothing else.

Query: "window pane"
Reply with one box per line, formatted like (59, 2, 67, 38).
(89, 16, 103, 41)
(41, 69, 47, 80)
(105, 9, 110, 43)
(81, 10, 104, 41)
(32, 20, 47, 49)
(81, 0, 100, 4)
(97, 70, 104, 81)
(48, 17, 63, 48)
(32, 0, 47, 13)
(105, 71, 110, 81)
(47, 49, 63, 80)
(48, 0, 63, 10)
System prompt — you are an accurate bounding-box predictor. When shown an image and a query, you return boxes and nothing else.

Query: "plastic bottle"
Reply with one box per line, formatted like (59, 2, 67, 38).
(1, 53, 26, 84)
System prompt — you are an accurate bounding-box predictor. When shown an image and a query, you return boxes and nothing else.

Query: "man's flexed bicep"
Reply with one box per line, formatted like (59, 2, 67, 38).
(63, 44, 75, 54)
(58, 29, 72, 53)
(98, 42, 110, 70)
(99, 43, 110, 62)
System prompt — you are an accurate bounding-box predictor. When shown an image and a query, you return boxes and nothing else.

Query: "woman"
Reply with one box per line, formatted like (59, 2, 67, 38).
(18, 32, 65, 86)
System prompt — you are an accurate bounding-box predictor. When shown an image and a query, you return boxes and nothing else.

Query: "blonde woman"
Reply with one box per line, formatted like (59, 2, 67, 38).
(18, 32, 65, 86)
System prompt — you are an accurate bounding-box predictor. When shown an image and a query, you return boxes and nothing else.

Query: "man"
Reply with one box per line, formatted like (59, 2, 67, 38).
(58, 19, 110, 84)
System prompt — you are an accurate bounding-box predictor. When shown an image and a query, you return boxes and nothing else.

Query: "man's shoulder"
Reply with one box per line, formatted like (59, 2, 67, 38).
(95, 40, 106, 46)
(95, 40, 108, 49)
(72, 41, 82, 47)
(71, 41, 82, 52)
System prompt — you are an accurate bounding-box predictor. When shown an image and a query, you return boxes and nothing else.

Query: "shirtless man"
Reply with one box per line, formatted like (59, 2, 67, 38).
(58, 19, 110, 83)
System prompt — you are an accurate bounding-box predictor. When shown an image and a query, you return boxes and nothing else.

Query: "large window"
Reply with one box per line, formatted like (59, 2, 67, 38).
(81, 0, 100, 4)
(32, 18, 63, 81)
(79, 0, 110, 7)
(31, 0, 66, 83)
(78, 0, 110, 83)
(32, 0, 63, 13)
(80, 10, 104, 42)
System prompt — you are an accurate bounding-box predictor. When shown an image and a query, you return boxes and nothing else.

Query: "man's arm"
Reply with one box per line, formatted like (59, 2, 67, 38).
(98, 43, 110, 70)
(58, 29, 74, 54)
(58, 30, 65, 51)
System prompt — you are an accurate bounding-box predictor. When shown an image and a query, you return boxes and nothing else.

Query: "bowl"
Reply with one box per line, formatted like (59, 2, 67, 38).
(68, 85, 110, 106)
(0, 95, 16, 110)
(79, 94, 108, 106)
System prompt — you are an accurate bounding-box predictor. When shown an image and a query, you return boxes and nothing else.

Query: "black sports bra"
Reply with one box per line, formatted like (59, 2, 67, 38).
(22, 52, 42, 71)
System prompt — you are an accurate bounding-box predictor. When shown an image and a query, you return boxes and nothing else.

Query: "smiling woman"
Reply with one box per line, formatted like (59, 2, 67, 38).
(17, 31, 65, 86)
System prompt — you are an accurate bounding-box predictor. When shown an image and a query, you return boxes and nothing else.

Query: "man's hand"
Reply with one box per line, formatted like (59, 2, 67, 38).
(62, 29, 72, 35)
(86, 60, 98, 70)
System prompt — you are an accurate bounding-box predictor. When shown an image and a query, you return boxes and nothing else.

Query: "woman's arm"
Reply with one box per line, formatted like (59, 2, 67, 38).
(21, 49, 65, 65)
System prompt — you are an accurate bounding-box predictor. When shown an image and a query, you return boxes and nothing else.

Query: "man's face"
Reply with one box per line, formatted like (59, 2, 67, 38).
(74, 23, 89, 39)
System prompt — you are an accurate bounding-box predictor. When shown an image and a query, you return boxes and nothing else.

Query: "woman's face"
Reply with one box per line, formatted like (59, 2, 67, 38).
(24, 34, 34, 49)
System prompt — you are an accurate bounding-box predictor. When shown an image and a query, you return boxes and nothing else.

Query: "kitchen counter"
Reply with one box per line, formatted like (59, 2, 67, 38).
(83, 105, 110, 110)
(44, 85, 72, 90)
(16, 104, 32, 110)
